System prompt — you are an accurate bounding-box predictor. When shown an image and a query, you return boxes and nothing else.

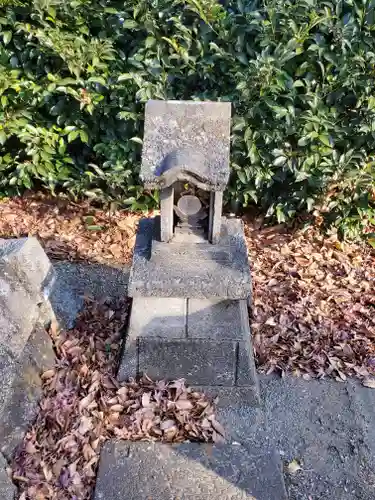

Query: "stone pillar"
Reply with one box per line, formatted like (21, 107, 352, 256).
(160, 186, 174, 242)
(209, 191, 223, 244)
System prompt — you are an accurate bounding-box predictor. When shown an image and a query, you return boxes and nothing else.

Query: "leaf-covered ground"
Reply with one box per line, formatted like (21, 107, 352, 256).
(0, 194, 141, 264)
(0, 194, 374, 382)
(11, 299, 222, 500)
(245, 223, 375, 381)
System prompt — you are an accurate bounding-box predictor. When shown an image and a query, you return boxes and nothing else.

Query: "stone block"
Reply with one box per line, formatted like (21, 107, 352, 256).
(193, 386, 260, 407)
(128, 217, 251, 299)
(23, 323, 55, 374)
(138, 339, 237, 385)
(118, 298, 188, 382)
(0, 237, 54, 302)
(0, 346, 43, 459)
(94, 441, 288, 500)
(0, 277, 39, 355)
(129, 297, 187, 338)
(187, 299, 244, 339)
(0, 347, 17, 413)
(0, 322, 55, 459)
(140, 100, 231, 192)
(160, 186, 174, 242)
(0, 453, 16, 500)
(209, 190, 223, 244)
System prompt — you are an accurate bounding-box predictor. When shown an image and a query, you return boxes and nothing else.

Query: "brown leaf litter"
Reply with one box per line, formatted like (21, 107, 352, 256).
(0, 194, 374, 382)
(11, 299, 222, 500)
(245, 222, 375, 381)
(0, 194, 142, 264)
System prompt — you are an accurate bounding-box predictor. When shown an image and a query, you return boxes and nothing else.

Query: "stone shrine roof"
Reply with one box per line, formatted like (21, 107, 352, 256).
(140, 100, 231, 191)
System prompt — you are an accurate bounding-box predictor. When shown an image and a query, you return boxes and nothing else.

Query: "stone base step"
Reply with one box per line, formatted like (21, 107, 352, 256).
(118, 298, 258, 392)
(94, 441, 287, 500)
(128, 217, 251, 299)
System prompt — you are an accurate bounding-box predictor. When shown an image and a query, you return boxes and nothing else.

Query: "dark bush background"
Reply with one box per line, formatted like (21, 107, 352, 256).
(0, 0, 374, 240)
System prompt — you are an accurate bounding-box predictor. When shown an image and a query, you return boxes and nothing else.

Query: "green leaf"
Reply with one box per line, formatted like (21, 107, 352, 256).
(68, 130, 80, 142)
(118, 73, 133, 82)
(122, 19, 138, 29)
(80, 130, 89, 143)
(88, 76, 107, 86)
(298, 136, 310, 147)
(3, 31, 12, 45)
(0, 130, 6, 145)
(273, 156, 287, 167)
(238, 171, 247, 183)
(145, 36, 156, 48)
(319, 135, 331, 147)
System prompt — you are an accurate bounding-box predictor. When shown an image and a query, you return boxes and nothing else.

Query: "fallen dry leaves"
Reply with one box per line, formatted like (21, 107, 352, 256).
(11, 299, 222, 500)
(1, 194, 374, 383)
(0, 194, 142, 264)
(245, 222, 375, 381)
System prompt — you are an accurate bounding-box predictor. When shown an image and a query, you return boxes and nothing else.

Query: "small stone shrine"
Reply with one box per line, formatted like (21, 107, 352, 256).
(119, 100, 257, 398)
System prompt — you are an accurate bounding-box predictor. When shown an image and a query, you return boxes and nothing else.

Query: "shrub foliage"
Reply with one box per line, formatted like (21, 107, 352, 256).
(0, 0, 375, 238)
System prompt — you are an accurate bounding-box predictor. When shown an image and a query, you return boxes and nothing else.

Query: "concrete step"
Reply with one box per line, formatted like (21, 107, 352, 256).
(94, 440, 288, 500)
(118, 298, 258, 397)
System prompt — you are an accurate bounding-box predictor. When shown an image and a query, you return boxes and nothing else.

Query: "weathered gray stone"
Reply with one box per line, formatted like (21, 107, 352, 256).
(0, 453, 16, 500)
(0, 237, 54, 302)
(141, 100, 231, 192)
(138, 339, 237, 385)
(118, 299, 257, 390)
(94, 441, 287, 500)
(118, 297, 188, 381)
(194, 386, 260, 407)
(23, 323, 55, 374)
(0, 277, 40, 356)
(187, 299, 244, 339)
(117, 342, 138, 382)
(0, 323, 54, 459)
(0, 347, 17, 413)
(160, 186, 174, 242)
(129, 217, 251, 299)
(128, 297, 187, 338)
(209, 190, 223, 244)
(0, 345, 43, 459)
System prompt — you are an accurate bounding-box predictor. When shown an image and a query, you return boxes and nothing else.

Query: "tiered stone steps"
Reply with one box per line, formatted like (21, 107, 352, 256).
(95, 295, 288, 500)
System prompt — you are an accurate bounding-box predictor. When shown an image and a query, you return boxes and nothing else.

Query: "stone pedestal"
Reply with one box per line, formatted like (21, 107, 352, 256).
(119, 215, 257, 400)
(95, 100, 288, 500)
(128, 217, 251, 299)
(118, 297, 257, 401)
(118, 99, 255, 397)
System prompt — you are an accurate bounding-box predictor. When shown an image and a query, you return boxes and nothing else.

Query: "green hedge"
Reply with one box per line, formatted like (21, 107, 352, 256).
(0, 0, 375, 239)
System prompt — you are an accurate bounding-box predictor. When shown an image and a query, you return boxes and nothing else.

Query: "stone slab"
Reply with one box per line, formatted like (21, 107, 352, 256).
(138, 339, 237, 385)
(0, 277, 39, 356)
(0, 323, 55, 459)
(0, 347, 43, 459)
(128, 217, 251, 299)
(187, 299, 244, 339)
(141, 100, 231, 191)
(129, 297, 187, 338)
(94, 441, 287, 500)
(0, 237, 54, 297)
(193, 386, 260, 407)
(0, 453, 16, 500)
